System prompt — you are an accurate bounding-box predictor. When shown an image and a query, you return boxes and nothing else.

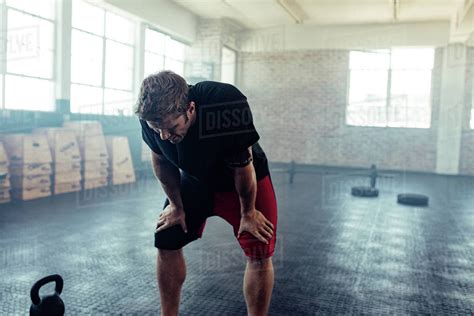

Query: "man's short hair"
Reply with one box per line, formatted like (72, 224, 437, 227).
(135, 70, 189, 123)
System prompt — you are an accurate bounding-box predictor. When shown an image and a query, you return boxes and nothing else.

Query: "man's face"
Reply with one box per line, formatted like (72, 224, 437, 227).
(146, 102, 195, 144)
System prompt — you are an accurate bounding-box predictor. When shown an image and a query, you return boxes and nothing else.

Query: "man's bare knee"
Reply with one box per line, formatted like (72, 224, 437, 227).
(158, 248, 183, 258)
(246, 257, 273, 270)
(157, 248, 186, 283)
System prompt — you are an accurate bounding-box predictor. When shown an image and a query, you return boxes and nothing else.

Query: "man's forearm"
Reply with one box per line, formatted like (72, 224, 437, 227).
(234, 163, 257, 216)
(151, 153, 183, 209)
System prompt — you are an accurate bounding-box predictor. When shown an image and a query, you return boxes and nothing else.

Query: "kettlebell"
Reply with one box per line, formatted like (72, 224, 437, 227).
(30, 274, 65, 316)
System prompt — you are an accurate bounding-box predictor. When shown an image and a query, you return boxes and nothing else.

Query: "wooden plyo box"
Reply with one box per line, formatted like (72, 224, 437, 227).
(80, 139, 109, 161)
(9, 163, 52, 176)
(82, 159, 108, 181)
(1, 134, 52, 164)
(12, 186, 51, 201)
(83, 169, 109, 180)
(83, 177, 108, 190)
(63, 121, 108, 161)
(33, 128, 81, 163)
(0, 188, 10, 199)
(55, 161, 82, 173)
(0, 142, 11, 204)
(54, 171, 82, 184)
(0, 189, 10, 204)
(110, 172, 136, 185)
(106, 136, 136, 185)
(0, 175, 10, 189)
(54, 182, 81, 195)
(0, 141, 9, 174)
(83, 159, 109, 171)
(11, 174, 51, 189)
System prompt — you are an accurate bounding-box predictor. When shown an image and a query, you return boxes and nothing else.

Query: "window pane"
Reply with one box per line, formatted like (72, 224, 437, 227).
(391, 70, 432, 102)
(70, 84, 103, 114)
(350, 50, 390, 70)
(346, 105, 387, 127)
(7, 10, 54, 79)
(389, 70, 432, 128)
(105, 40, 133, 90)
(71, 29, 103, 86)
(391, 48, 434, 70)
(166, 37, 185, 61)
(5, 75, 54, 111)
(145, 29, 165, 54)
(144, 52, 164, 77)
(72, 0, 104, 36)
(165, 58, 184, 76)
(104, 89, 134, 116)
(221, 47, 236, 85)
(386, 107, 431, 129)
(347, 70, 388, 127)
(6, 0, 55, 20)
(106, 12, 135, 44)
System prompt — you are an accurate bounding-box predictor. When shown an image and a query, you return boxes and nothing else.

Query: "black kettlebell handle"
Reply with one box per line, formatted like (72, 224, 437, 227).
(30, 274, 63, 305)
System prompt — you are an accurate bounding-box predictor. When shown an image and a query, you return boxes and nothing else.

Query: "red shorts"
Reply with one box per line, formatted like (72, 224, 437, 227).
(155, 175, 278, 260)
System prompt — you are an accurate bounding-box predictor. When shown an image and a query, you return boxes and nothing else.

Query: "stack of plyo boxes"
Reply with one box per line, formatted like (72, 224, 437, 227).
(0, 142, 11, 204)
(106, 136, 136, 185)
(63, 121, 109, 190)
(2, 134, 52, 201)
(34, 128, 82, 194)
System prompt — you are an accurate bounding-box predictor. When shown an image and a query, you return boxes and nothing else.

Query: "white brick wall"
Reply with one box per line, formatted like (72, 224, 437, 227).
(238, 49, 443, 173)
(186, 19, 474, 175)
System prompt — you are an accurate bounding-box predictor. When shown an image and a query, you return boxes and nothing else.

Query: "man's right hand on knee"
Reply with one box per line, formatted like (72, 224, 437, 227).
(155, 205, 188, 233)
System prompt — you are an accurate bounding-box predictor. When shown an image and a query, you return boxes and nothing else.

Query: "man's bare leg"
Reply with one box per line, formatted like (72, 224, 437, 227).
(243, 257, 274, 316)
(157, 249, 186, 316)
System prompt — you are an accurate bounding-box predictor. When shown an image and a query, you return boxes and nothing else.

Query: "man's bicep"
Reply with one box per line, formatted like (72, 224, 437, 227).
(224, 146, 253, 168)
(151, 150, 169, 166)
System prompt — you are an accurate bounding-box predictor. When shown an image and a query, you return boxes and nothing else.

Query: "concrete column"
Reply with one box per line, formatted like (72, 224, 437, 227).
(436, 44, 467, 175)
(54, 0, 72, 114)
(134, 22, 145, 96)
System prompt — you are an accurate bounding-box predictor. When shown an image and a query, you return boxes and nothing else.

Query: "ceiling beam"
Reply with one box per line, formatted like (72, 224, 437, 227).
(390, 0, 399, 21)
(277, 0, 305, 24)
(450, 0, 474, 42)
(457, 0, 474, 27)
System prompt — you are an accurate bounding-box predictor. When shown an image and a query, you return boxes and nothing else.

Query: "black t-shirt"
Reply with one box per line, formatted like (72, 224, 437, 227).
(140, 81, 270, 192)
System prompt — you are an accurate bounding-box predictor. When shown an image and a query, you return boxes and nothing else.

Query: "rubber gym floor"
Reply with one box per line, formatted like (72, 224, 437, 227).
(1, 167, 473, 315)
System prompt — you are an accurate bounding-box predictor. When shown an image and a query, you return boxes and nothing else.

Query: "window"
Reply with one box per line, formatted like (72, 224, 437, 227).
(347, 48, 434, 128)
(221, 47, 236, 85)
(2, 0, 55, 111)
(144, 28, 185, 78)
(71, 1, 136, 115)
(165, 37, 185, 76)
(71, 29, 103, 86)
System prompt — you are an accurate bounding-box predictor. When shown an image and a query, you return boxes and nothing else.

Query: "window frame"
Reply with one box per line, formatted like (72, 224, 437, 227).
(346, 48, 435, 129)
(143, 26, 186, 78)
(1, 3, 57, 111)
(70, 1, 136, 116)
(221, 45, 237, 85)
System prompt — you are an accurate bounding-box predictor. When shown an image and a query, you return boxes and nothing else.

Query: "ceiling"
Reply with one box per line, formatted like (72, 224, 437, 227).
(171, 0, 464, 29)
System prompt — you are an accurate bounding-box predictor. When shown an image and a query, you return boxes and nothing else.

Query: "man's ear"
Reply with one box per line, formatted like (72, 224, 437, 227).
(188, 101, 195, 114)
